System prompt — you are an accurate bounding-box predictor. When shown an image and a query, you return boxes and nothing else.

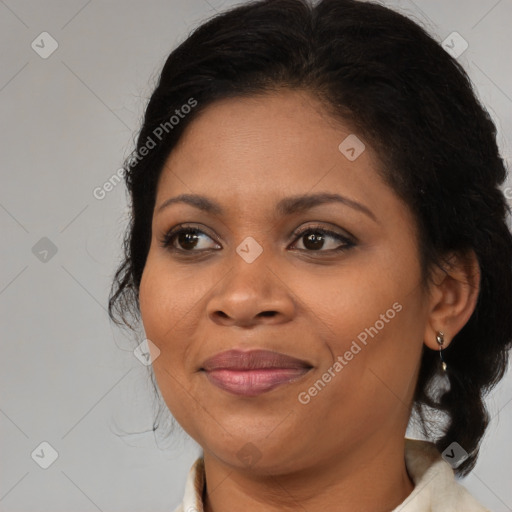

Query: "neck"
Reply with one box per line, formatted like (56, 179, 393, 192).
(202, 435, 415, 512)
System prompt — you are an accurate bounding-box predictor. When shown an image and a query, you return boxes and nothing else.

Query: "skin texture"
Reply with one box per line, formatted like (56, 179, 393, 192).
(138, 90, 480, 512)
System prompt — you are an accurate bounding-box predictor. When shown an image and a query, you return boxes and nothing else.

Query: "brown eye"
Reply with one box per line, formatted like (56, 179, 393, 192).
(291, 226, 354, 253)
(159, 224, 355, 256)
(160, 226, 220, 252)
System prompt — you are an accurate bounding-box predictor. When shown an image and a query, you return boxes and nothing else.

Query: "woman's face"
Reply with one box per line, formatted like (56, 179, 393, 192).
(139, 90, 431, 473)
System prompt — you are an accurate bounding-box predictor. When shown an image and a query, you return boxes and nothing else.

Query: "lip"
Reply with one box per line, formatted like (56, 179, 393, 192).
(200, 349, 313, 397)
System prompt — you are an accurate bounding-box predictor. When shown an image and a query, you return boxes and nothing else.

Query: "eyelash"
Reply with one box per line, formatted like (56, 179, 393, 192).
(159, 224, 355, 255)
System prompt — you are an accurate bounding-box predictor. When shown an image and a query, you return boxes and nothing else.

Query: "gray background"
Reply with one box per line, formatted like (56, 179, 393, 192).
(1, 0, 511, 511)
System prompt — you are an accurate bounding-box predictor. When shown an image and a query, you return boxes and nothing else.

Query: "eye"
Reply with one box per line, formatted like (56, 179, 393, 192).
(159, 225, 220, 252)
(159, 223, 355, 255)
(289, 225, 355, 253)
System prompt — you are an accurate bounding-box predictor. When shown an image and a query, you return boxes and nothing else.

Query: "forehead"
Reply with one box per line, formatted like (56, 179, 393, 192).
(155, 90, 390, 217)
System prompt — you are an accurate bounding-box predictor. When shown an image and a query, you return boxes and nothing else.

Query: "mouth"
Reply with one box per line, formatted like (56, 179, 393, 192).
(200, 349, 313, 397)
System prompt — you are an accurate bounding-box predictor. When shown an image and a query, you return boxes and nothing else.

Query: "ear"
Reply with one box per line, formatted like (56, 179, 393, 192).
(423, 249, 481, 350)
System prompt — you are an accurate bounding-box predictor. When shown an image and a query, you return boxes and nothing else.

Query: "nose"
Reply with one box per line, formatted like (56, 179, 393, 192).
(206, 258, 296, 328)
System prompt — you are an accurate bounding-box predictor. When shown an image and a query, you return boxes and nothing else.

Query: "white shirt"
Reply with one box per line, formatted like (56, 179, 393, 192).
(172, 438, 490, 512)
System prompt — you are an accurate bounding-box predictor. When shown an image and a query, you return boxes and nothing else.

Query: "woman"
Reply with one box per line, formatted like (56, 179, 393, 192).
(108, 0, 512, 510)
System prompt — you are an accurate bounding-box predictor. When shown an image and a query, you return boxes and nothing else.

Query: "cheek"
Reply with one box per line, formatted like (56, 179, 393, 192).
(293, 252, 425, 412)
(287, 257, 409, 347)
(139, 260, 192, 383)
(139, 260, 201, 425)
(139, 257, 196, 340)
(138, 255, 219, 390)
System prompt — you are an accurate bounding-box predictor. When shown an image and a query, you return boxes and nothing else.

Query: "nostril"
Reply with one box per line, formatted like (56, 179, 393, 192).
(259, 311, 277, 318)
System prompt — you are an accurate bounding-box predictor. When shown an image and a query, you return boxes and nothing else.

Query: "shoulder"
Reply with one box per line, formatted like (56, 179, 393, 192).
(397, 438, 491, 512)
(172, 457, 205, 512)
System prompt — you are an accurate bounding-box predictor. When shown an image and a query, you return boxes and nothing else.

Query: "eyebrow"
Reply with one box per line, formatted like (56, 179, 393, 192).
(156, 192, 377, 222)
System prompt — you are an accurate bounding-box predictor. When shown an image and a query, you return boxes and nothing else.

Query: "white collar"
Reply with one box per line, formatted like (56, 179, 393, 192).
(174, 438, 489, 512)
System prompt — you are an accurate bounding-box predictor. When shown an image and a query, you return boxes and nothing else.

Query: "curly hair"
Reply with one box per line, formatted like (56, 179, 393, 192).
(108, 0, 512, 476)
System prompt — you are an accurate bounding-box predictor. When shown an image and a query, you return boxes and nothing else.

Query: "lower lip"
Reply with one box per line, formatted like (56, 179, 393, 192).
(203, 368, 310, 396)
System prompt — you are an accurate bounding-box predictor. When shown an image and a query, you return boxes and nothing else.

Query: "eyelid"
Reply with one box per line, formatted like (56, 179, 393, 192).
(290, 223, 356, 243)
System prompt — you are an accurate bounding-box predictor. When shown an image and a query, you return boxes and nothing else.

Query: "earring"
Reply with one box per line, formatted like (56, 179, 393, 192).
(436, 331, 447, 371)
